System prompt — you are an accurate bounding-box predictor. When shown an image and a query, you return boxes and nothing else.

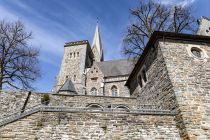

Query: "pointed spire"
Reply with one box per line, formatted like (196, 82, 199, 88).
(92, 19, 104, 61)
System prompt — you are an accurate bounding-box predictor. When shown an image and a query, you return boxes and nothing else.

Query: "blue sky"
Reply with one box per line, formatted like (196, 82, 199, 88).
(0, 0, 210, 92)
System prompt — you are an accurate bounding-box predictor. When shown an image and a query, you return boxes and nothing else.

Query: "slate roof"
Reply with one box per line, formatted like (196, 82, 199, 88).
(58, 79, 77, 94)
(96, 59, 134, 77)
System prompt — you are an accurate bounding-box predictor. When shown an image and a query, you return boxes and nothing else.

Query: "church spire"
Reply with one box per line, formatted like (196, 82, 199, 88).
(92, 20, 104, 62)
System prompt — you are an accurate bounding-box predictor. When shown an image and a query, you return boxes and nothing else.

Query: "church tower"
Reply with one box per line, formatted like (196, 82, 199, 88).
(54, 40, 94, 94)
(92, 22, 104, 62)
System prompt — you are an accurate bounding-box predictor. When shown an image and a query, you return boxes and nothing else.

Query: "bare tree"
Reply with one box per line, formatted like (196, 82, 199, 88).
(0, 20, 40, 90)
(123, 0, 196, 58)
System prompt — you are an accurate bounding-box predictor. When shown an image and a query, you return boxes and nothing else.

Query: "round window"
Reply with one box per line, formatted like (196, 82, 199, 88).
(191, 47, 202, 58)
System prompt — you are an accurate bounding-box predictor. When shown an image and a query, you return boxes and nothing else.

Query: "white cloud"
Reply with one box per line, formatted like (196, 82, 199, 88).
(158, 0, 196, 7)
(0, 5, 66, 65)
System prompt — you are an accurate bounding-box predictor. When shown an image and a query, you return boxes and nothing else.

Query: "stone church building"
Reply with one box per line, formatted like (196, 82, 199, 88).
(0, 16, 210, 139)
(53, 23, 133, 97)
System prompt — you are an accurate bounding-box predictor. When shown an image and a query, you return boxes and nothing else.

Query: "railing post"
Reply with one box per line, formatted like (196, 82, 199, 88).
(21, 91, 31, 113)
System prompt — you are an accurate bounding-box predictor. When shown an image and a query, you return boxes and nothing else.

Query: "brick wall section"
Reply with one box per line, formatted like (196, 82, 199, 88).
(129, 42, 177, 110)
(0, 112, 180, 140)
(159, 40, 210, 139)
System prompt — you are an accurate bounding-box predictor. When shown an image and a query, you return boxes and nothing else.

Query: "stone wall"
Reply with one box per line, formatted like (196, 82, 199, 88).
(0, 112, 180, 140)
(0, 91, 42, 118)
(0, 90, 181, 139)
(129, 42, 177, 110)
(0, 90, 137, 118)
(49, 94, 137, 109)
(104, 77, 130, 97)
(160, 40, 210, 139)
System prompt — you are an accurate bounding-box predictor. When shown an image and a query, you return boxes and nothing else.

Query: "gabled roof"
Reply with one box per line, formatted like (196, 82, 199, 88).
(58, 79, 77, 94)
(96, 59, 134, 77)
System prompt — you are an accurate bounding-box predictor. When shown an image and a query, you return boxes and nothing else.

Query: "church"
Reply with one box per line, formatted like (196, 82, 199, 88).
(0, 16, 210, 139)
(53, 22, 134, 97)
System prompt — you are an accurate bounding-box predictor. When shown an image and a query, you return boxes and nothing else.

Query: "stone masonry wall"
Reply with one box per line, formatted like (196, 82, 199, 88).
(0, 91, 42, 118)
(104, 79, 130, 97)
(160, 40, 210, 139)
(0, 112, 180, 140)
(0, 90, 181, 139)
(49, 94, 137, 109)
(0, 90, 137, 118)
(129, 42, 177, 110)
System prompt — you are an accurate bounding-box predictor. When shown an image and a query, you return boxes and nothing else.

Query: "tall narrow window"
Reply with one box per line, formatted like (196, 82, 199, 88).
(66, 75, 69, 80)
(111, 86, 118, 96)
(70, 53, 72, 58)
(142, 69, 147, 83)
(74, 75, 76, 81)
(91, 87, 97, 96)
(77, 52, 79, 57)
(74, 52, 75, 58)
(138, 75, 143, 88)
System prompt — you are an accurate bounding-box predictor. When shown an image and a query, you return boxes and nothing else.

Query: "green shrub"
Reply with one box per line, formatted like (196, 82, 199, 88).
(41, 94, 50, 105)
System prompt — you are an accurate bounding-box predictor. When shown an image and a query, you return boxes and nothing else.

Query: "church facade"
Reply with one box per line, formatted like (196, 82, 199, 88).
(53, 23, 133, 97)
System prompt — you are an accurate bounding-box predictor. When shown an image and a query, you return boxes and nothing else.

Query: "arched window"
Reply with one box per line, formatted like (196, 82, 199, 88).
(90, 87, 97, 95)
(111, 86, 118, 96)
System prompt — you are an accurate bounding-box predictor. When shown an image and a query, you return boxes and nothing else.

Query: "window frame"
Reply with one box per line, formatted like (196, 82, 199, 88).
(111, 85, 118, 97)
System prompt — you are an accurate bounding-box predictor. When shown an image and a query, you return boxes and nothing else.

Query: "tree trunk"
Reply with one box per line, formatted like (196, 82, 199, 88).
(0, 77, 2, 90)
